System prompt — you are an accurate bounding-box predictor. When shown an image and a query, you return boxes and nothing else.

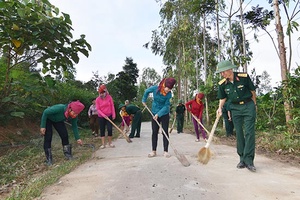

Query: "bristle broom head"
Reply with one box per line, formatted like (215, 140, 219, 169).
(198, 147, 211, 165)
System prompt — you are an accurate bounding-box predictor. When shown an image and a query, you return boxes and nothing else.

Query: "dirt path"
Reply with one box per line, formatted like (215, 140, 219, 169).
(36, 122, 300, 200)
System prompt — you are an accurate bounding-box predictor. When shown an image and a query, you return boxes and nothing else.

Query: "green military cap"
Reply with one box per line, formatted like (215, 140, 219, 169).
(178, 99, 183, 104)
(216, 60, 238, 73)
(118, 103, 125, 109)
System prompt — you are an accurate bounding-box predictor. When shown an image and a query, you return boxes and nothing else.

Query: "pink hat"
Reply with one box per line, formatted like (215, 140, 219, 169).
(69, 100, 85, 114)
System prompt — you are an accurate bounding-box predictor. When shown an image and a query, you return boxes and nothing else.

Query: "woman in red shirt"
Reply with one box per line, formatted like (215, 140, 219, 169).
(185, 93, 207, 142)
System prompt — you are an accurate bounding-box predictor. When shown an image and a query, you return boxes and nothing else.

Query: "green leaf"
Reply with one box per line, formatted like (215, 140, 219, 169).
(0, 2, 6, 8)
(17, 8, 25, 18)
(10, 112, 25, 118)
(1, 97, 11, 103)
(71, 53, 79, 64)
(79, 48, 89, 57)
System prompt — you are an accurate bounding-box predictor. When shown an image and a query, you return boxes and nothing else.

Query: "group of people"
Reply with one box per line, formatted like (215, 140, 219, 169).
(40, 60, 257, 172)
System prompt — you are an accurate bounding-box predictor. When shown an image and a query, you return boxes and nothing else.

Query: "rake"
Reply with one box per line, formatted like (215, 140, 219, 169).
(144, 105, 190, 167)
(106, 117, 132, 143)
(198, 113, 221, 164)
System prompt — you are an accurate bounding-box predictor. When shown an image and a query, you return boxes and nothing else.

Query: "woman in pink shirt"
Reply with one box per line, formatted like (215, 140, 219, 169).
(96, 84, 116, 148)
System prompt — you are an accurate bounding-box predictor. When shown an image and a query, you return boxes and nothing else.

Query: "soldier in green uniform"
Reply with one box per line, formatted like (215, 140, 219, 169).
(216, 60, 257, 172)
(175, 99, 186, 133)
(119, 104, 142, 138)
(222, 100, 234, 137)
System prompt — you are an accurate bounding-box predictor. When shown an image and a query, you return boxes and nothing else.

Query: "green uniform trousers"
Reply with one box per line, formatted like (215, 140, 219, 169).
(222, 109, 234, 136)
(176, 114, 184, 133)
(129, 110, 142, 138)
(230, 101, 256, 165)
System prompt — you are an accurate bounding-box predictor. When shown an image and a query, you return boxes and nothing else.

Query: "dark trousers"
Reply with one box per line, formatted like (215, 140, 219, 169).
(129, 110, 142, 137)
(176, 114, 184, 133)
(44, 119, 69, 150)
(222, 110, 234, 136)
(231, 101, 256, 165)
(98, 116, 113, 137)
(89, 115, 99, 134)
(151, 114, 169, 152)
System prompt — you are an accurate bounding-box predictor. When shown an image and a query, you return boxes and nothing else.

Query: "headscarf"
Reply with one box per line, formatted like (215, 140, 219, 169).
(98, 84, 107, 93)
(98, 84, 109, 98)
(157, 78, 176, 96)
(196, 93, 204, 104)
(64, 100, 85, 118)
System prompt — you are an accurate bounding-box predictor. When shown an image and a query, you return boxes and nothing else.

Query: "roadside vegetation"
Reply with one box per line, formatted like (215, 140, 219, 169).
(1, 0, 300, 199)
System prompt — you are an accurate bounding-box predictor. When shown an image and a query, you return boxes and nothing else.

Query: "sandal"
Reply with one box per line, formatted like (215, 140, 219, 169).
(164, 152, 171, 158)
(148, 151, 156, 158)
(100, 145, 105, 149)
(108, 143, 115, 148)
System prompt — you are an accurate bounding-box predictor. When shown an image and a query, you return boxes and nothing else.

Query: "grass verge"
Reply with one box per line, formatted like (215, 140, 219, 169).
(0, 128, 119, 200)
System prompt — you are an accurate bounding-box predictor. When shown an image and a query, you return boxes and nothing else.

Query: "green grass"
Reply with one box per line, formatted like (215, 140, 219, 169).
(0, 127, 120, 200)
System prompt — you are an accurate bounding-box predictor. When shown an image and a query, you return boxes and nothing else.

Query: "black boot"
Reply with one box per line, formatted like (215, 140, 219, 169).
(44, 148, 53, 166)
(63, 144, 73, 160)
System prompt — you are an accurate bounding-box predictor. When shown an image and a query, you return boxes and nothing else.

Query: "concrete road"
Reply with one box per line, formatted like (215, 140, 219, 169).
(37, 122, 300, 200)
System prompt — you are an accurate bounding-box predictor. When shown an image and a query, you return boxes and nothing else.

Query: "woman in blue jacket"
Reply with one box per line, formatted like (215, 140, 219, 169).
(142, 78, 176, 158)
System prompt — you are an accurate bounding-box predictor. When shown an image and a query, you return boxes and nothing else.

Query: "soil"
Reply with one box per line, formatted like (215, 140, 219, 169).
(36, 122, 300, 200)
(0, 123, 300, 199)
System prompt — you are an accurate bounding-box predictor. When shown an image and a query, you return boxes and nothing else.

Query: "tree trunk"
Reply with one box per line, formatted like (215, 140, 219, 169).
(202, 14, 210, 125)
(273, 0, 292, 125)
(239, 0, 247, 72)
(215, 0, 221, 62)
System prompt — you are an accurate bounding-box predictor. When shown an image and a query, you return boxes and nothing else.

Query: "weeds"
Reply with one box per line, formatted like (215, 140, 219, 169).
(0, 127, 113, 200)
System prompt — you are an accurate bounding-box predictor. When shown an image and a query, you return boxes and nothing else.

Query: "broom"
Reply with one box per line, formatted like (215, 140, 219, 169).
(105, 117, 132, 143)
(198, 113, 221, 164)
(169, 116, 176, 134)
(144, 105, 190, 167)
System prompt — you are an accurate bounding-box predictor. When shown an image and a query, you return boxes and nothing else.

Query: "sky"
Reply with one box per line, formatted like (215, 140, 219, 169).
(49, 0, 300, 87)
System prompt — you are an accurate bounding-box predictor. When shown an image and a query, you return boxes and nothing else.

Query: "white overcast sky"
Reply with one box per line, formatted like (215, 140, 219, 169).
(49, 0, 300, 87)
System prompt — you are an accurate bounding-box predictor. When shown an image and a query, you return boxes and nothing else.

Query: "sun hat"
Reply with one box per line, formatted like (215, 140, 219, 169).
(215, 60, 238, 73)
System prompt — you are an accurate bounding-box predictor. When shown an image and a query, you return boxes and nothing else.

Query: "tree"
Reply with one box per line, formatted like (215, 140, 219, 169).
(0, 0, 91, 119)
(140, 67, 161, 88)
(111, 57, 139, 103)
(273, 0, 292, 126)
(0, 0, 91, 114)
(122, 57, 139, 85)
(256, 70, 272, 95)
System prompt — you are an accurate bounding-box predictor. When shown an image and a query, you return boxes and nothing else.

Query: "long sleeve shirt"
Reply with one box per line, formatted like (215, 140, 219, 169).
(125, 104, 140, 115)
(96, 94, 116, 119)
(40, 104, 80, 140)
(88, 104, 98, 116)
(185, 100, 204, 119)
(142, 85, 171, 117)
